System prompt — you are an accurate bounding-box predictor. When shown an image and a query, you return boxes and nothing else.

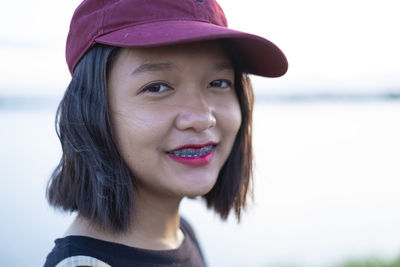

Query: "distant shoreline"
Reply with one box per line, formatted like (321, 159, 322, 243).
(255, 93, 400, 102)
(1, 93, 400, 110)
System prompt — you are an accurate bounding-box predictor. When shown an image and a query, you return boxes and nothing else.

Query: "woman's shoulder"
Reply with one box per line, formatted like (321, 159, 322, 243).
(43, 236, 112, 267)
(46, 254, 111, 267)
(44, 217, 205, 267)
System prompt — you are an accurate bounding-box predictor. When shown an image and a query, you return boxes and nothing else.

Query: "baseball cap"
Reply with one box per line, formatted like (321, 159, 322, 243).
(66, 0, 288, 77)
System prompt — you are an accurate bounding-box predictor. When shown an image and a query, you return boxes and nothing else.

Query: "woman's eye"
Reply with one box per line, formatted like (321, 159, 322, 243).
(142, 83, 171, 93)
(208, 79, 233, 88)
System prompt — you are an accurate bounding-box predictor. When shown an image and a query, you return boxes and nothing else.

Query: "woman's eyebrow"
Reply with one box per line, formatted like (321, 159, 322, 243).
(131, 62, 177, 76)
(212, 62, 234, 72)
(130, 61, 233, 76)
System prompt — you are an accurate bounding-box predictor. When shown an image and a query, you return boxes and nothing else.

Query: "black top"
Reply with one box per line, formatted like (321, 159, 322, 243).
(44, 218, 207, 267)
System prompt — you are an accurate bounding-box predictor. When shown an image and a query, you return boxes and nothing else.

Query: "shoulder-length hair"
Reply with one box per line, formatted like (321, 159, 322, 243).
(47, 41, 254, 233)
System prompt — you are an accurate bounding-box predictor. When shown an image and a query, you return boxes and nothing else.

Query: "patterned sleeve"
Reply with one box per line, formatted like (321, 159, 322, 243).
(54, 255, 111, 267)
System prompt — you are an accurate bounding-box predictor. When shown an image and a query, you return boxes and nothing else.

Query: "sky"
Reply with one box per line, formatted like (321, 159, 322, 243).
(1, 0, 399, 97)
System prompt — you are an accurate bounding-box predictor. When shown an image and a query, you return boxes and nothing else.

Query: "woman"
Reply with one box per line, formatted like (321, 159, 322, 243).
(44, 0, 288, 266)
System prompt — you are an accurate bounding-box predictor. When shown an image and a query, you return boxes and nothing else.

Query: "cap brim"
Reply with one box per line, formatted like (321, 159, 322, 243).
(95, 20, 288, 78)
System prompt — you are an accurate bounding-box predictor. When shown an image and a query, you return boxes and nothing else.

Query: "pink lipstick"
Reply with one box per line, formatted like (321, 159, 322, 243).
(167, 143, 216, 166)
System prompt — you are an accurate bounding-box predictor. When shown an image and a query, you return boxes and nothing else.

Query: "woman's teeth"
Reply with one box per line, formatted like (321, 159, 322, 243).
(169, 145, 214, 158)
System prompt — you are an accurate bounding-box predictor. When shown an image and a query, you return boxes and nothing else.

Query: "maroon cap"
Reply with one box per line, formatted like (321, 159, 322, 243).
(66, 0, 288, 77)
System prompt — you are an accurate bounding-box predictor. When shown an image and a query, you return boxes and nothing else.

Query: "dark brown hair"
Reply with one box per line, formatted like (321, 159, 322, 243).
(47, 41, 254, 233)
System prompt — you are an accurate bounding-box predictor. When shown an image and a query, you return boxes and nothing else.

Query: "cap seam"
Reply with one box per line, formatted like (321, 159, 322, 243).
(99, 0, 106, 36)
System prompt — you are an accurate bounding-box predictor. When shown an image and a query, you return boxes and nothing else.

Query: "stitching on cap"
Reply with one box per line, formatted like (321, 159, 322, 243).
(99, 0, 107, 35)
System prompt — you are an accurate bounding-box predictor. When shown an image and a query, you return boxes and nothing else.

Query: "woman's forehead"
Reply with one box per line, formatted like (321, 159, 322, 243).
(111, 41, 234, 77)
(120, 41, 232, 64)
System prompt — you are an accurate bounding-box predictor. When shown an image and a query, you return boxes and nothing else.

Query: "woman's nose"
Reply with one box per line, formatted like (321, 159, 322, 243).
(175, 92, 216, 132)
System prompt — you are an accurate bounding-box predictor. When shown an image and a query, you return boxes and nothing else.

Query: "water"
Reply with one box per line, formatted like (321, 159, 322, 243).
(1, 101, 399, 267)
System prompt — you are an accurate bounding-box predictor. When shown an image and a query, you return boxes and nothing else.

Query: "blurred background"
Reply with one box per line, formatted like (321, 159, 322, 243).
(1, 0, 399, 266)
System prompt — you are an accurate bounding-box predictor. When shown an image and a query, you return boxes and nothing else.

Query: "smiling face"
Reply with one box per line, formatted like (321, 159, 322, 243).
(108, 41, 241, 200)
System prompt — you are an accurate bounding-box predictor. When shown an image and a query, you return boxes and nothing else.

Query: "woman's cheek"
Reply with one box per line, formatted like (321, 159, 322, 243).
(217, 95, 242, 135)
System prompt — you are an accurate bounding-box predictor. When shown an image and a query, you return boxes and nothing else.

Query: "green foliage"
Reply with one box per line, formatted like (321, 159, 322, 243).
(263, 256, 400, 267)
(335, 256, 400, 267)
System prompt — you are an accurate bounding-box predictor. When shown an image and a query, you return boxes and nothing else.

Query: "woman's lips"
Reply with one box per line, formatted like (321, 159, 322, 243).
(167, 144, 216, 166)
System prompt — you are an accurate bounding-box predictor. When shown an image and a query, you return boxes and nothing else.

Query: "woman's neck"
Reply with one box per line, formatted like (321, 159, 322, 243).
(65, 191, 184, 250)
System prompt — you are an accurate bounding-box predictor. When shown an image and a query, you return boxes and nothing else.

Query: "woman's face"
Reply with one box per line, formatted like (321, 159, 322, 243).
(108, 41, 241, 199)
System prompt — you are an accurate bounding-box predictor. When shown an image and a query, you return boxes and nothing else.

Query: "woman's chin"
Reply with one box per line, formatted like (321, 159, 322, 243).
(179, 179, 217, 198)
(184, 189, 211, 199)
